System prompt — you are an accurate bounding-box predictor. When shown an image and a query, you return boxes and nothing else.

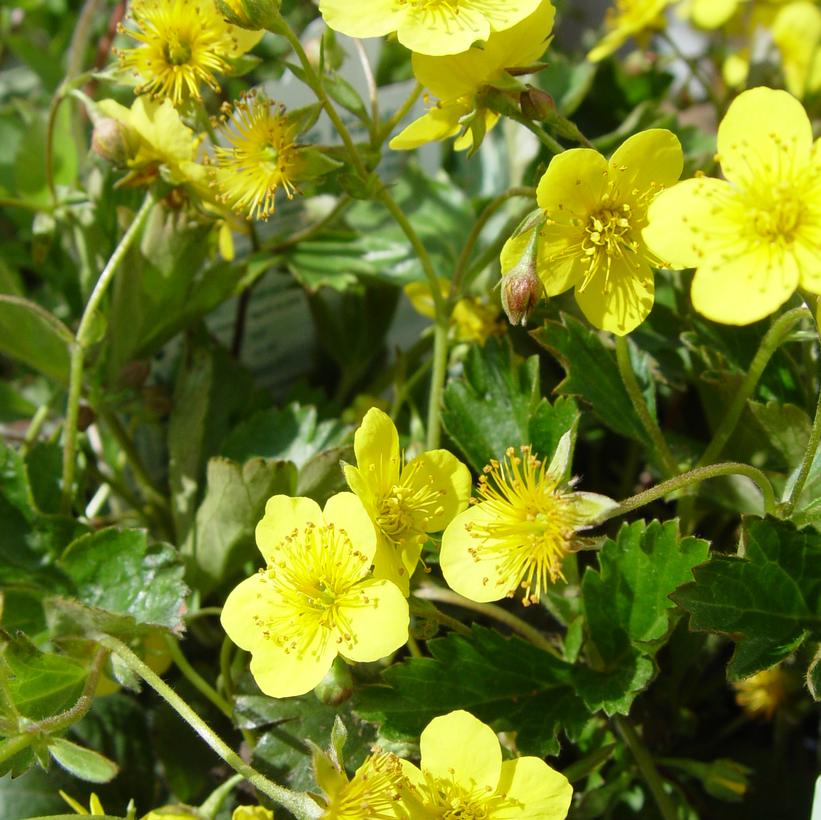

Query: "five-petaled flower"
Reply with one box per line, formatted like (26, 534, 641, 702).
(440, 432, 617, 605)
(220, 493, 409, 698)
(643, 87, 821, 325)
(502, 128, 683, 335)
(319, 0, 541, 57)
(390, 1, 555, 152)
(399, 710, 572, 819)
(344, 408, 472, 594)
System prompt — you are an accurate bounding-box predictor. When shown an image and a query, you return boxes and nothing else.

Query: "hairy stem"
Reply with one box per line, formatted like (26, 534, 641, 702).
(415, 585, 560, 655)
(698, 307, 809, 468)
(450, 186, 536, 299)
(614, 715, 679, 820)
(607, 462, 776, 520)
(785, 384, 821, 515)
(615, 335, 679, 478)
(95, 634, 322, 819)
(61, 194, 154, 514)
(165, 636, 233, 720)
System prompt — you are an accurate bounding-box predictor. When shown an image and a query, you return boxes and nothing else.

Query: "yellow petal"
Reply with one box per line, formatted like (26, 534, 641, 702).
(353, 408, 401, 498)
(398, 0, 542, 56)
(338, 578, 409, 662)
(643, 177, 741, 269)
(249, 636, 338, 698)
(608, 128, 683, 201)
(536, 149, 609, 221)
(773, 2, 821, 98)
(411, 1, 555, 101)
(573, 256, 655, 335)
(690, 0, 739, 28)
(440, 504, 511, 603)
(220, 574, 282, 652)
(420, 710, 501, 792)
(401, 450, 472, 533)
(691, 245, 800, 324)
(370, 532, 422, 596)
(318, 0, 403, 38)
(723, 50, 750, 88)
(717, 87, 813, 188)
(495, 757, 572, 819)
(255, 495, 323, 563)
(390, 103, 465, 150)
(537, 223, 585, 296)
(323, 492, 378, 569)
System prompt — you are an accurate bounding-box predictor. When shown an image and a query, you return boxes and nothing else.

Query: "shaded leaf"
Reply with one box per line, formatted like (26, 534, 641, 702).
(442, 336, 579, 471)
(47, 738, 119, 784)
(674, 516, 821, 679)
(355, 625, 589, 756)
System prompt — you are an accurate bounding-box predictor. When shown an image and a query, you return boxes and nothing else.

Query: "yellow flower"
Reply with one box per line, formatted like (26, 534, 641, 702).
(318, 0, 541, 57)
(404, 281, 504, 345)
(317, 750, 408, 819)
(343, 408, 472, 595)
(97, 96, 205, 187)
(399, 711, 572, 819)
(232, 807, 274, 820)
(440, 433, 617, 605)
(211, 94, 338, 221)
(773, 2, 821, 98)
(390, 1, 555, 151)
(733, 667, 793, 719)
(221, 493, 408, 698)
(117, 0, 262, 107)
(587, 0, 672, 62)
(504, 129, 683, 335)
(643, 87, 821, 325)
(678, 0, 741, 29)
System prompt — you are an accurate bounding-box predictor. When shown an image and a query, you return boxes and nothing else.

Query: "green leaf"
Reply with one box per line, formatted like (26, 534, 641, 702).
(531, 314, 652, 448)
(0, 634, 87, 722)
(241, 694, 376, 791)
(0, 295, 72, 383)
(58, 528, 188, 633)
(183, 457, 297, 595)
(673, 516, 821, 679)
(748, 400, 811, 470)
(47, 737, 119, 783)
(441, 336, 579, 471)
(355, 625, 589, 756)
(221, 403, 349, 468)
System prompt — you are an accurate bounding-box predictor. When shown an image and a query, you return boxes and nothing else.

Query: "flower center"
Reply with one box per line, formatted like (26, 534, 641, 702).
(330, 752, 407, 819)
(164, 36, 193, 66)
(751, 188, 804, 242)
(578, 203, 640, 292)
(377, 487, 416, 540)
(251, 521, 371, 657)
(410, 773, 521, 818)
(466, 446, 586, 605)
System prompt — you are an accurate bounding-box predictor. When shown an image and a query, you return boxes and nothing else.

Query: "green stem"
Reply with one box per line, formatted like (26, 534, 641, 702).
(784, 384, 821, 515)
(614, 715, 678, 820)
(61, 193, 154, 513)
(415, 585, 560, 656)
(277, 17, 449, 448)
(606, 462, 776, 520)
(378, 83, 423, 144)
(164, 636, 233, 719)
(514, 117, 565, 155)
(95, 634, 322, 820)
(615, 336, 678, 478)
(0, 735, 31, 767)
(97, 408, 170, 514)
(450, 186, 536, 299)
(199, 773, 245, 820)
(426, 320, 450, 450)
(410, 599, 471, 637)
(697, 307, 810, 468)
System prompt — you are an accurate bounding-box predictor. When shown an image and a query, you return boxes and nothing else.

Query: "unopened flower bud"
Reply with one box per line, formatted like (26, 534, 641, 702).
(214, 0, 280, 30)
(314, 657, 354, 706)
(520, 85, 556, 121)
(702, 759, 750, 802)
(501, 264, 543, 327)
(91, 118, 131, 166)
